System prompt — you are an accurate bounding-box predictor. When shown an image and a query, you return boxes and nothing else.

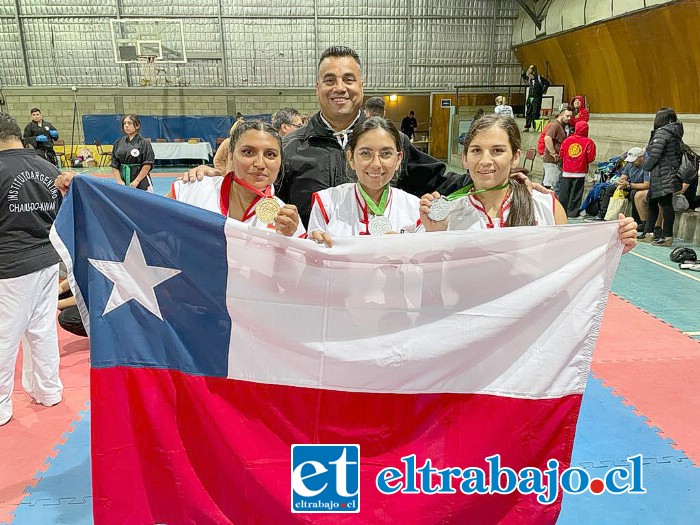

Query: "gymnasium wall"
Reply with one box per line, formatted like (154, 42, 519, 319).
(512, 1, 700, 113)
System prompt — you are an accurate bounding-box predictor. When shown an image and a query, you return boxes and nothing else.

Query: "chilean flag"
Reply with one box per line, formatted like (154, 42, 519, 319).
(50, 177, 622, 524)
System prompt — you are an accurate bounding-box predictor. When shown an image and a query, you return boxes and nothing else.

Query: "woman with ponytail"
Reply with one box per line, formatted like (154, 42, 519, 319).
(419, 114, 638, 253)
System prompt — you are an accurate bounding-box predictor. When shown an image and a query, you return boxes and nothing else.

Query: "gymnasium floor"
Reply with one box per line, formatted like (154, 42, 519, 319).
(0, 169, 698, 524)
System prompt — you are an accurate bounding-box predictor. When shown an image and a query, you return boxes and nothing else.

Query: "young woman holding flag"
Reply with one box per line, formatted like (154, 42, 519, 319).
(168, 121, 305, 238)
(419, 114, 638, 253)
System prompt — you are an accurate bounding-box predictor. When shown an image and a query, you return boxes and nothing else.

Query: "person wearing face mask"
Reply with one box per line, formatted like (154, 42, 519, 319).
(111, 114, 155, 191)
(308, 117, 421, 247)
(168, 121, 305, 238)
(418, 114, 638, 255)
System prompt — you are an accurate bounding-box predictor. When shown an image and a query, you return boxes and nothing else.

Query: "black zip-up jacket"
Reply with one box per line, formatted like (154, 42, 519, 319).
(521, 72, 550, 99)
(643, 121, 684, 198)
(0, 148, 61, 279)
(23, 120, 58, 152)
(278, 112, 471, 226)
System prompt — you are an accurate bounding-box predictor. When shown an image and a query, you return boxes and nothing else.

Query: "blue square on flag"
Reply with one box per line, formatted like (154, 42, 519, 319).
(291, 445, 360, 513)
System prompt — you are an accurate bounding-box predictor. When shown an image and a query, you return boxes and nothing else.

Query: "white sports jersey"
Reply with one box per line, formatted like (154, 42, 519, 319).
(445, 190, 557, 231)
(171, 175, 306, 237)
(308, 183, 422, 236)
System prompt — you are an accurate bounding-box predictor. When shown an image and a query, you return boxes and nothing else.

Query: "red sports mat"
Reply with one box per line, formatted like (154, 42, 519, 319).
(0, 328, 89, 523)
(592, 294, 700, 465)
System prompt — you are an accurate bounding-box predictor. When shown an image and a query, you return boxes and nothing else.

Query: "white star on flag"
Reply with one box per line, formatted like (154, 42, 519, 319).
(89, 231, 181, 320)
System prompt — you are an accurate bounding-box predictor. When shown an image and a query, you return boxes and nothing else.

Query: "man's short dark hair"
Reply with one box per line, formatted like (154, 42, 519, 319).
(272, 107, 301, 130)
(318, 46, 361, 71)
(0, 113, 22, 142)
(30, 108, 41, 114)
(558, 105, 573, 115)
(409, 110, 415, 116)
(364, 97, 385, 117)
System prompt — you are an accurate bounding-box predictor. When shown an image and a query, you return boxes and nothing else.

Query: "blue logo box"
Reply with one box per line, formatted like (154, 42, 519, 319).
(291, 444, 360, 513)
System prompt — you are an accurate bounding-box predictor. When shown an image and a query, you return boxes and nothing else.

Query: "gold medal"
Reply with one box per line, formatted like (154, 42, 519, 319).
(255, 197, 281, 224)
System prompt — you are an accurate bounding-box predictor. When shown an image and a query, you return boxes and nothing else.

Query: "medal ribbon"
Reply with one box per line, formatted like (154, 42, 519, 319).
(444, 181, 510, 201)
(232, 174, 273, 199)
(356, 183, 389, 217)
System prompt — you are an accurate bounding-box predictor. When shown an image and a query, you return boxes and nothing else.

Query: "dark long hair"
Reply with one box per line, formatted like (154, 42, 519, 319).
(653, 107, 677, 130)
(345, 117, 402, 183)
(121, 114, 141, 134)
(462, 114, 536, 227)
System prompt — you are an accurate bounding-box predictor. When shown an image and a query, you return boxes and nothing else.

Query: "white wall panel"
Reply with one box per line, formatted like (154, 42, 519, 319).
(585, 0, 613, 25)
(0, 0, 15, 17)
(3, 0, 522, 88)
(119, 0, 218, 17)
(413, 0, 494, 18)
(0, 19, 24, 85)
(221, 0, 313, 17)
(23, 19, 123, 86)
(223, 18, 316, 87)
(514, 0, 674, 45)
(19, 0, 115, 16)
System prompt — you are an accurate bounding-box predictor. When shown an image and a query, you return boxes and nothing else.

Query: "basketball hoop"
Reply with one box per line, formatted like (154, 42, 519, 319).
(137, 55, 157, 86)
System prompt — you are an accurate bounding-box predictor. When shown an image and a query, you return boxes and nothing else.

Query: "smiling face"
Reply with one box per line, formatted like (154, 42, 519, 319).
(347, 128, 402, 197)
(462, 124, 520, 190)
(231, 129, 282, 190)
(316, 56, 363, 130)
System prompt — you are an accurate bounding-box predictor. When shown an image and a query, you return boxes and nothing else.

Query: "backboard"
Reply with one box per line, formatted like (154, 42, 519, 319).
(111, 19, 187, 64)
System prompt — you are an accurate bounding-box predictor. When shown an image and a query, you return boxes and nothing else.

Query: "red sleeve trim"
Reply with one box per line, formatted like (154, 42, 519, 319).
(311, 192, 330, 225)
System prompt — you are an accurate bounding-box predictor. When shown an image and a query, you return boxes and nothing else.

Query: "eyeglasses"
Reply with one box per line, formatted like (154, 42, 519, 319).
(355, 148, 399, 162)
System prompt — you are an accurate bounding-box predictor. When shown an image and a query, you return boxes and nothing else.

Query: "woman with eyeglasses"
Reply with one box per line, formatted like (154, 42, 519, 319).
(168, 121, 305, 238)
(308, 117, 421, 247)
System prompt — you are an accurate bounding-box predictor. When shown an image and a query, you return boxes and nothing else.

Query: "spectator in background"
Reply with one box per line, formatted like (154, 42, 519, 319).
(401, 110, 418, 140)
(363, 97, 386, 118)
(559, 120, 596, 218)
(521, 65, 550, 132)
(542, 106, 572, 190)
(235, 112, 245, 123)
(568, 95, 589, 134)
(590, 147, 650, 225)
(0, 113, 65, 426)
(111, 114, 154, 191)
(494, 96, 514, 118)
(640, 107, 685, 246)
(272, 107, 303, 137)
(23, 108, 59, 166)
(57, 279, 86, 337)
(213, 119, 244, 173)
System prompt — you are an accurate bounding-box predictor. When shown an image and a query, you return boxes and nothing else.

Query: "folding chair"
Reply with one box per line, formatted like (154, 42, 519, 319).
(522, 148, 536, 172)
(53, 139, 68, 168)
(94, 139, 113, 167)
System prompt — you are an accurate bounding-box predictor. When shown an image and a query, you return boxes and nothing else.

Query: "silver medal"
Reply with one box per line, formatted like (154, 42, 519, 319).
(427, 197, 450, 222)
(368, 215, 392, 235)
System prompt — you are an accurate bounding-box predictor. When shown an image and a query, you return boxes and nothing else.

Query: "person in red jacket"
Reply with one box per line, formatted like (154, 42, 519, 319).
(568, 95, 589, 133)
(559, 120, 596, 218)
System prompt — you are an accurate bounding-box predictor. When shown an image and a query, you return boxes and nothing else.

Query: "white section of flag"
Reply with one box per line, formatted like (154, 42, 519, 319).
(223, 221, 622, 399)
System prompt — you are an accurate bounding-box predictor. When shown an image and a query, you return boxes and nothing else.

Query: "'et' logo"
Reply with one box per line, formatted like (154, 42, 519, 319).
(291, 444, 360, 513)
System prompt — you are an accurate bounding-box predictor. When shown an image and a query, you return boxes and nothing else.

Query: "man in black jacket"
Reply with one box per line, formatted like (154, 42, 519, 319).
(279, 46, 469, 226)
(23, 108, 59, 166)
(0, 112, 65, 426)
(521, 65, 550, 133)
